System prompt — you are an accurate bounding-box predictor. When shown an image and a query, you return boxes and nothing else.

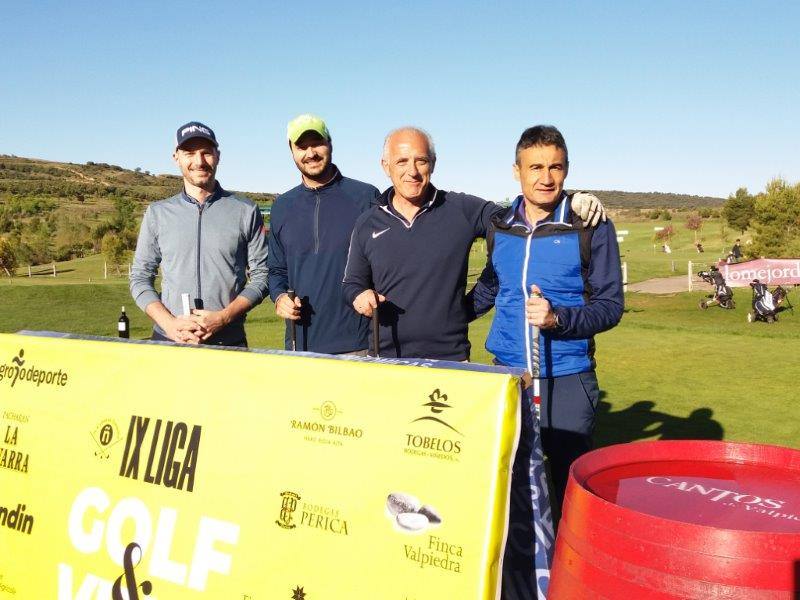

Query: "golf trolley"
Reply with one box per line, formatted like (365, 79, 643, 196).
(697, 267, 735, 310)
(747, 281, 794, 323)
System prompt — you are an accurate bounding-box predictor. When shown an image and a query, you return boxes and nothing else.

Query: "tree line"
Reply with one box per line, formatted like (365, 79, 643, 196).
(721, 180, 800, 258)
(583, 190, 725, 209)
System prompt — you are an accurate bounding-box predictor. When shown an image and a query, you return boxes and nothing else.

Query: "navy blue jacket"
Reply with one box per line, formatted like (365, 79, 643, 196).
(342, 186, 502, 360)
(468, 194, 624, 375)
(268, 167, 379, 353)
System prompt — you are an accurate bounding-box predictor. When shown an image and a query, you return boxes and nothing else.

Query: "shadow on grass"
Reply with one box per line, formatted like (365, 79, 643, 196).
(594, 391, 724, 447)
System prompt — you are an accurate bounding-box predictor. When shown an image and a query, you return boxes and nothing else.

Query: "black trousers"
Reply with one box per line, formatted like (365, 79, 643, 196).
(538, 371, 599, 511)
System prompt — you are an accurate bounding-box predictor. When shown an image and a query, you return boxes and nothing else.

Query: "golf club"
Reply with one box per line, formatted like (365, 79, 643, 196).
(287, 289, 297, 351)
(372, 290, 380, 358)
(783, 291, 794, 313)
(180, 292, 192, 317)
(529, 288, 542, 418)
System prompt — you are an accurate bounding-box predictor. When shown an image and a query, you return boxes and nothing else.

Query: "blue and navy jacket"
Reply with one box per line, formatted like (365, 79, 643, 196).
(467, 194, 624, 376)
(268, 167, 379, 353)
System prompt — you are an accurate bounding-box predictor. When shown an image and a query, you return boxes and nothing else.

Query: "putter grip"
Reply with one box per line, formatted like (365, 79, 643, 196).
(529, 289, 542, 378)
(287, 289, 297, 351)
(372, 292, 380, 358)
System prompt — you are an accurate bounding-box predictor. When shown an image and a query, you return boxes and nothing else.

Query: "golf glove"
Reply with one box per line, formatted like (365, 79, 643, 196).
(571, 192, 607, 227)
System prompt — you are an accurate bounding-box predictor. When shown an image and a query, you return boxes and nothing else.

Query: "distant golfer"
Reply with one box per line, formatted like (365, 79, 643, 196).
(730, 238, 743, 262)
(130, 121, 268, 346)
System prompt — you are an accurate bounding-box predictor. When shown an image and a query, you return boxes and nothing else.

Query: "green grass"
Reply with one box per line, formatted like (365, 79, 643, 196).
(613, 218, 742, 283)
(0, 283, 286, 349)
(5, 218, 737, 287)
(7, 253, 131, 285)
(593, 291, 800, 448)
(1, 278, 798, 449)
(465, 219, 743, 285)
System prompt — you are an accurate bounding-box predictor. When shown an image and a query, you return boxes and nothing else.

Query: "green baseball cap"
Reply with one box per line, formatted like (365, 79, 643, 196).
(287, 114, 331, 144)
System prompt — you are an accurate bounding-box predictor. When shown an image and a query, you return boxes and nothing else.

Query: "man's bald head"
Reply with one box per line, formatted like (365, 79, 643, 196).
(382, 127, 436, 165)
(381, 127, 436, 205)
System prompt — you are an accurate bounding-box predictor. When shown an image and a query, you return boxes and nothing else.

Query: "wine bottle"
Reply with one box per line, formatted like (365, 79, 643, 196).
(118, 306, 130, 339)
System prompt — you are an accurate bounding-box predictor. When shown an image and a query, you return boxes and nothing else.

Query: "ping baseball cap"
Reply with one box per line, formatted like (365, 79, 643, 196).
(175, 121, 218, 149)
(287, 114, 330, 144)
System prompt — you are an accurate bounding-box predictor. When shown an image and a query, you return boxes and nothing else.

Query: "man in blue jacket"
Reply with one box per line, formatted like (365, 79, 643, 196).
(469, 125, 623, 598)
(470, 124, 623, 498)
(268, 114, 380, 354)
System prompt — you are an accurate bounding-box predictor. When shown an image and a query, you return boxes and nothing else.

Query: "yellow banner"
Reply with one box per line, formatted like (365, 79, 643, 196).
(0, 333, 519, 600)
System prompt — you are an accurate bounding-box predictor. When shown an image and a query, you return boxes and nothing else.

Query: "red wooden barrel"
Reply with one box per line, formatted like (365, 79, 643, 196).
(549, 440, 800, 599)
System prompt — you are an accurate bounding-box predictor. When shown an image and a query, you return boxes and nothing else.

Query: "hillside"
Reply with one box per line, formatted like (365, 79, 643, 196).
(1, 155, 725, 213)
(0, 155, 275, 204)
(574, 189, 725, 209)
(0, 155, 276, 264)
(0, 154, 725, 267)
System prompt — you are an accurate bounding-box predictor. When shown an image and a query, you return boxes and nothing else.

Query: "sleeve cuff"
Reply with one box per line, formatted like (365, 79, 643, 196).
(343, 286, 361, 306)
(134, 290, 161, 313)
(239, 286, 265, 307)
(269, 286, 288, 303)
(553, 307, 568, 333)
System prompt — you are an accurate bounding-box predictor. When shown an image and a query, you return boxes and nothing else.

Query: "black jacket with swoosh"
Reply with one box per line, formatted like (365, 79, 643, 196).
(342, 186, 502, 360)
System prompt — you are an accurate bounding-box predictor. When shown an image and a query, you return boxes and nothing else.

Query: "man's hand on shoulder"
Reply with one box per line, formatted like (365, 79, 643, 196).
(571, 192, 606, 227)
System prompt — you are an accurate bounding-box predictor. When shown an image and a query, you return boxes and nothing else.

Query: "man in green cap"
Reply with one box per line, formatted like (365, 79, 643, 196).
(268, 114, 380, 354)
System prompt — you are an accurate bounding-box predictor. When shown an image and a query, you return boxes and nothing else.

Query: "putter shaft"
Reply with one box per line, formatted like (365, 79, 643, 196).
(372, 290, 380, 358)
(287, 289, 297, 351)
(529, 289, 542, 416)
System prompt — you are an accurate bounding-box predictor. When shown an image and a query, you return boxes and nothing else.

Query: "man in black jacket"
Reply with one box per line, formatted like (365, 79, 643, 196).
(268, 114, 379, 354)
(343, 127, 494, 360)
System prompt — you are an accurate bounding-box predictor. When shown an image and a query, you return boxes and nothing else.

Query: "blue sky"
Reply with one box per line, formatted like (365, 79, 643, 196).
(2, 1, 798, 201)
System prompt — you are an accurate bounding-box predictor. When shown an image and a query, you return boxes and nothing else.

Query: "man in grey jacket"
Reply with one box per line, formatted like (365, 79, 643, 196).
(130, 121, 268, 347)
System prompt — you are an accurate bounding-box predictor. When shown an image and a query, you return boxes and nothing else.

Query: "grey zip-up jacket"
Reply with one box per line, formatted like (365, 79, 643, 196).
(130, 185, 269, 345)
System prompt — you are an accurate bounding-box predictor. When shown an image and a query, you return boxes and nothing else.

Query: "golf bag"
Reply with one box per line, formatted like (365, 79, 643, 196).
(748, 282, 793, 323)
(698, 267, 735, 310)
(748, 280, 776, 323)
(773, 285, 793, 312)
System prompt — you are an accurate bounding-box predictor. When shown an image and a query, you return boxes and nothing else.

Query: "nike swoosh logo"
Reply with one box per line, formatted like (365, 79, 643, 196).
(372, 228, 390, 239)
